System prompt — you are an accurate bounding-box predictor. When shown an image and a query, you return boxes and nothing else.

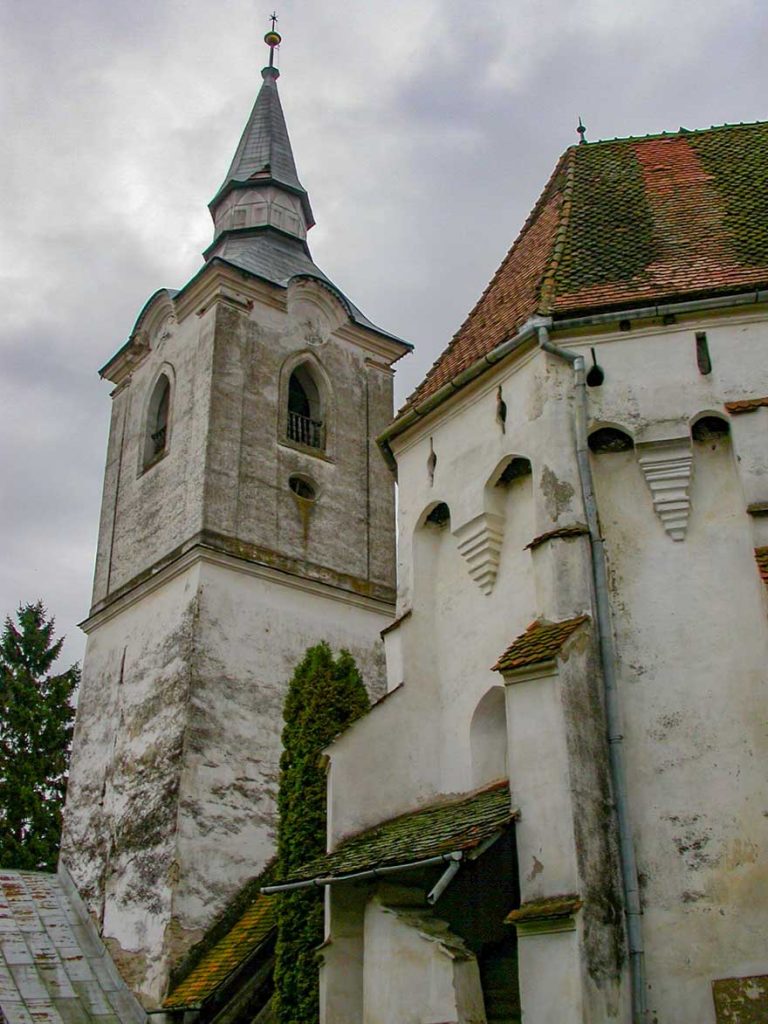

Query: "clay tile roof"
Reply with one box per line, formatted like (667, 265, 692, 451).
(492, 615, 589, 673)
(505, 893, 583, 924)
(162, 894, 276, 1010)
(755, 548, 768, 587)
(405, 122, 768, 410)
(276, 782, 515, 886)
(724, 396, 768, 414)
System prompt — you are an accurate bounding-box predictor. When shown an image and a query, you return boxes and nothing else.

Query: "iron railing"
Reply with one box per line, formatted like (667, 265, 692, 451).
(288, 411, 324, 450)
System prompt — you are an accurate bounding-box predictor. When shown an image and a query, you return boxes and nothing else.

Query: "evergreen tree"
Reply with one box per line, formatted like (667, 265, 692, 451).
(0, 602, 79, 871)
(274, 643, 369, 1024)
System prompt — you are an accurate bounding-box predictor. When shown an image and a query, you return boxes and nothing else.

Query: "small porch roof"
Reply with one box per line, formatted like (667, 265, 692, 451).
(270, 781, 516, 888)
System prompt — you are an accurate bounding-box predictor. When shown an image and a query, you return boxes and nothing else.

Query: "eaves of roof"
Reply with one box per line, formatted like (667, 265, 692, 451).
(401, 120, 768, 415)
(271, 781, 515, 887)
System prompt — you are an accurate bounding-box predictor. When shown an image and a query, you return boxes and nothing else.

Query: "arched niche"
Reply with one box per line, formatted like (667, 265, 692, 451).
(588, 423, 635, 454)
(278, 350, 333, 455)
(141, 365, 175, 471)
(470, 686, 508, 788)
(690, 411, 731, 443)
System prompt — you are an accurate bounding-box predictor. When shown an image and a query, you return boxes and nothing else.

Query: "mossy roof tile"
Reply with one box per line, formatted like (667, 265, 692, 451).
(277, 782, 514, 885)
(405, 122, 768, 410)
(492, 616, 589, 673)
(162, 895, 276, 1010)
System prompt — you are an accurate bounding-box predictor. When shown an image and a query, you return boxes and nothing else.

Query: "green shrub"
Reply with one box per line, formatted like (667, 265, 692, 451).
(274, 643, 369, 1024)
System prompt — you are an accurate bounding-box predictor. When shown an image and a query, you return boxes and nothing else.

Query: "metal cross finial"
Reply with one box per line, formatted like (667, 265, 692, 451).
(577, 116, 587, 145)
(264, 12, 282, 69)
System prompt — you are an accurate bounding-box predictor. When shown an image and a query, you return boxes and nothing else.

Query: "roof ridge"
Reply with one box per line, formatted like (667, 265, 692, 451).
(538, 145, 577, 314)
(575, 118, 768, 149)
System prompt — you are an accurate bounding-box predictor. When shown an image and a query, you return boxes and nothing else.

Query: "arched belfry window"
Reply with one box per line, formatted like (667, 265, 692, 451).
(144, 374, 171, 467)
(287, 364, 325, 450)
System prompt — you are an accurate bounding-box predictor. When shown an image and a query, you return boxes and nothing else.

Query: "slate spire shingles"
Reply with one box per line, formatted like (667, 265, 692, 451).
(405, 121, 768, 410)
(211, 65, 314, 227)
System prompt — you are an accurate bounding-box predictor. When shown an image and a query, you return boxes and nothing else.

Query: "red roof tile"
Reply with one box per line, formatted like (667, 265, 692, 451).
(406, 122, 768, 410)
(492, 616, 589, 673)
(725, 396, 768, 414)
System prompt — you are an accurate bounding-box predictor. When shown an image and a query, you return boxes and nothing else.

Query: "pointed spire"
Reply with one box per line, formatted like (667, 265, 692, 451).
(209, 18, 314, 242)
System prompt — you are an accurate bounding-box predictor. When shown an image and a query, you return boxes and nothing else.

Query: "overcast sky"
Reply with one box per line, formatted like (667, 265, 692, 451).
(1, 0, 765, 666)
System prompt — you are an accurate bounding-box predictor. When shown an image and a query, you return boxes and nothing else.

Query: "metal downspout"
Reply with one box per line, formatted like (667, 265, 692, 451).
(536, 321, 647, 1024)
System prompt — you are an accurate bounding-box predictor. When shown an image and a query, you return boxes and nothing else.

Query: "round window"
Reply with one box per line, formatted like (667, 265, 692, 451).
(289, 476, 316, 500)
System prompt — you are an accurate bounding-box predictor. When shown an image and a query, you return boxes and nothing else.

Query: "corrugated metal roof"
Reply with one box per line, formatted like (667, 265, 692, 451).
(0, 868, 145, 1024)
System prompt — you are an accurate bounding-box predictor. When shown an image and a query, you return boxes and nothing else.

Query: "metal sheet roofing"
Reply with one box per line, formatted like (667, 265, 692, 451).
(213, 67, 310, 220)
(0, 868, 145, 1024)
(406, 121, 768, 410)
(275, 781, 514, 886)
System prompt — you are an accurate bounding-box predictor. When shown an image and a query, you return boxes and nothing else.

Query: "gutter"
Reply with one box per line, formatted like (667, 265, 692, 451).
(377, 321, 539, 472)
(535, 317, 647, 1024)
(261, 851, 463, 895)
(378, 287, 768, 470)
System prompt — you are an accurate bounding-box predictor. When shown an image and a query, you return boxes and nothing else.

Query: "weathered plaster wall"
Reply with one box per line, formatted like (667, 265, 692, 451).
(61, 563, 202, 1003)
(67, 270, 400, 1005)
(92, 308, 213, 606)
(362, 896, 486, 1024)
(172, 555, 391, 938)
(202, 289, 397, 591)
(582, 314, 768, 1024)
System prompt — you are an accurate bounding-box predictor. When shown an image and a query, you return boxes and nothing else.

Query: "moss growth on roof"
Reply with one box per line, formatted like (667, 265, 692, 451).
(163, 892, 277, 1010)
(689, 124, 768, 266)
(557, 143, 655, 293)
(277, 781, 514, 885)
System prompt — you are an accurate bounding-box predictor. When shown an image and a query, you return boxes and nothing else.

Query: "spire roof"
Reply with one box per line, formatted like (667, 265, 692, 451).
(211, 65, 314, 227)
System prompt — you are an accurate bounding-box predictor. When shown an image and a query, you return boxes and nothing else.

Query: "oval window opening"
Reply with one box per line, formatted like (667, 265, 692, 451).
(289, 476, 316, 500)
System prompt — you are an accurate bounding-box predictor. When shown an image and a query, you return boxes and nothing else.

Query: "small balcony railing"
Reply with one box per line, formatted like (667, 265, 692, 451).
(151, 426, 167, 455)
(288, 411, 324, 450)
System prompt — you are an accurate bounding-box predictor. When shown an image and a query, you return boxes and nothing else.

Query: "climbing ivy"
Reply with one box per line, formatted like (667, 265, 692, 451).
(274, 643, 370, 1024)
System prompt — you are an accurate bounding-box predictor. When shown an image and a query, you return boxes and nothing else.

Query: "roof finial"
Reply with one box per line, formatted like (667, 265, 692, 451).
(577, 117, 587, 145)
(264, 12, 282, 71)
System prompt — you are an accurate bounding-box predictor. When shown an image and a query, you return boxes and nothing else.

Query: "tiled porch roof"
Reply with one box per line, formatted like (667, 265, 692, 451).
(492, 615, 590, 673)
(275, 782, 514, 886)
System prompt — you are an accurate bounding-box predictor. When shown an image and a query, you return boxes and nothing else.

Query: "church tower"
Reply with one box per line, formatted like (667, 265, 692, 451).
(61, 26, 409, 1006)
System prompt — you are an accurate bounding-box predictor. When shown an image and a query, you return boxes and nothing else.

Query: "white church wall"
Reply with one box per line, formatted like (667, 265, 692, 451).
(62, 560, 204, 1005)
(326, 308, 768, 1024)
(172, 554, 392, 937)
(362, 897, 486, 1024)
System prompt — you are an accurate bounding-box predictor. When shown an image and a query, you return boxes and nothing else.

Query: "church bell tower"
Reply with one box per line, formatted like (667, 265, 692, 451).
(61, 25, 408, 1006)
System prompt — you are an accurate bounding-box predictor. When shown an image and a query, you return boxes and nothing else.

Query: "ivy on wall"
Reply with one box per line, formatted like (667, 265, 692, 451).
(274, 642, 370, 1024)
